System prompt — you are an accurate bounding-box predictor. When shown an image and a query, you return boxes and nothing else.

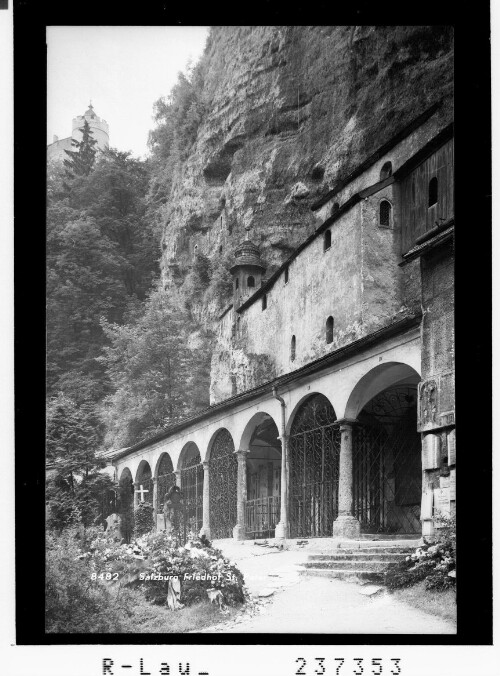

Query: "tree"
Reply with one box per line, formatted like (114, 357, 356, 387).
(63, 119, 99, 182)
(98, 285, 211, 448)
(46, 394, 112, 530)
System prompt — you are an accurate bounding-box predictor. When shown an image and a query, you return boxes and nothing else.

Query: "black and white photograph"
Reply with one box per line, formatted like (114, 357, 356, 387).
(4, 6, 495, 675)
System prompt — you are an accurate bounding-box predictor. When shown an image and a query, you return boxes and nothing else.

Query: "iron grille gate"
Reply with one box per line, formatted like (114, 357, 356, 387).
(180, 452, 204, 541)
(353, 386, 422, 535)
(289, 394, 341, 538)
(209, 429, 237, 539)
(156, 454, 176, 513)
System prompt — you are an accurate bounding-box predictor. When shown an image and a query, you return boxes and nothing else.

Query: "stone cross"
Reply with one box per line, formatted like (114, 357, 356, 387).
(135, 484, 149, 502)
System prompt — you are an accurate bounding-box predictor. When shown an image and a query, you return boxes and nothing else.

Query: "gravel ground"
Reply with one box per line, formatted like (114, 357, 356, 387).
(199, 539, 456, 635)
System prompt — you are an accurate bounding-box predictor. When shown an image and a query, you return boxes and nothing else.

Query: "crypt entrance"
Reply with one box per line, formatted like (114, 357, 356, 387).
(288, 393, 341, 538)
(244, 415, 282, 539)
(352, 384, 422, 535)
(179, 442, 204, 539)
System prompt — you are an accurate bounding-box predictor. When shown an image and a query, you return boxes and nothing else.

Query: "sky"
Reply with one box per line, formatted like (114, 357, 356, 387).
(47, 26, 209, 159)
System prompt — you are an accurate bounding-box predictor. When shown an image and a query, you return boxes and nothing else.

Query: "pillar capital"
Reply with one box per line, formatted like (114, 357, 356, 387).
(336, 418, 358, 431)
(202, 460, 209, 471)
(152, 477, 158, 484)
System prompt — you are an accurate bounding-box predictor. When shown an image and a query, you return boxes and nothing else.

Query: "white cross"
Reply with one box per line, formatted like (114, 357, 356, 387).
(135, 484, 149, 502)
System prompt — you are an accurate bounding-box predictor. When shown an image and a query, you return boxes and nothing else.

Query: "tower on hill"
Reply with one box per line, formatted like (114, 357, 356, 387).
(47, 102, 109, 163)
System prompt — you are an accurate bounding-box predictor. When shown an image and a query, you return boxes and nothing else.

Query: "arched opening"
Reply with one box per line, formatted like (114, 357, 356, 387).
(179, 442, 204, 539)
(380, 161, 393, 180)
(118, 467, 134, 543)
(209, 429, 237, 539)
(326, 316, 334, 344)
(235, 278, 239, 290)
(428, 176, 438, 207)
(324, 229, 331, 251)
(247, 275, 255, 288)
(352, 384, 421, 535)
(135, 460, 153, 505)
(242, 414, 281, 539)
(291, 335, 296, 362)
(155, 452, 176, 514)
(288, 393, 340, 537)
(379, 200, 392, 227)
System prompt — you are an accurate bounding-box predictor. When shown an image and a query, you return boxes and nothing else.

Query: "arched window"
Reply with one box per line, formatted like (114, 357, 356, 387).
(428, 177, 438, 207)
(284, 266, 289, 284)
(235, 278, 239, 290)
(291, 335, 296, 362)
(247, 275, 255, 288)
(380, 161, 392, 180)
(326, 316, 334, 344)
(379, 200, 392, 227)
(262, 294, 267, 310)
(324, 229, 331, 251)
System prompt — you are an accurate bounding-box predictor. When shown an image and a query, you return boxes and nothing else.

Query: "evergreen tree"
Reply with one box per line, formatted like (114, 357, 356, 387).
(63, 119, 99, 182)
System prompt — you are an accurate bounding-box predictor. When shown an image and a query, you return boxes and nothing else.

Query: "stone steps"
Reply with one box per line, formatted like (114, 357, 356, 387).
(299, 541, 415, 581)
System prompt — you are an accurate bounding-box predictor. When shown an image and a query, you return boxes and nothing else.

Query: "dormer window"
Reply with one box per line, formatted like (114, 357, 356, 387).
(379, 200, 392, 227)
(380, 161, 392, 180)
(428, 177, 438, 207)
(247, 276, 255, 288)
(324, 229, 331, 251)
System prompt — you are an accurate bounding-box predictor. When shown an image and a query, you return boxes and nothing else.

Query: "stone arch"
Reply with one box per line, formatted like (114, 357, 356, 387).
(135, 460, 153, 505)
(208, 428, 237, 539)
(178, 442, 203, 537)
(155, 452, 176, 513)
(240, 412, 282, 539)
(346, 362, 422, 535)
(178, 441, 201, 470)
(344, 361, 420, 420)
(287, 392, 340, 538)
(286, 390, 338, 436)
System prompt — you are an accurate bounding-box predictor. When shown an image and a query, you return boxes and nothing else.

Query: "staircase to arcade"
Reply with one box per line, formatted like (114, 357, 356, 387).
(297, 537, 420, 582)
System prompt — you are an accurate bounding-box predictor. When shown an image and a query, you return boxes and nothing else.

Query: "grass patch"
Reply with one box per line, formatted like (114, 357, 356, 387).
(390, 580, 456, 624)
(112, 588, 239, 633)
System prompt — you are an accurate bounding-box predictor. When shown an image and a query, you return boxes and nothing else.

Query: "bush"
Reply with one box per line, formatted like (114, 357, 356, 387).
(45, 528, 128, 633)
(134, 501, 154, 537)
(384, 515, 456, 591)
(87, 530, 246, 608)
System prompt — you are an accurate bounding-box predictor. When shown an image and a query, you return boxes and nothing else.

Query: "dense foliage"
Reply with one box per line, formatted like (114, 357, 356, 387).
(384, 515, 456, 591)
(133, 501, 155, 537)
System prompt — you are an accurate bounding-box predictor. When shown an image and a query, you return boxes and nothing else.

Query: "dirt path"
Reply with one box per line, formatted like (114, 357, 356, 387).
(200, 540, 456, 634)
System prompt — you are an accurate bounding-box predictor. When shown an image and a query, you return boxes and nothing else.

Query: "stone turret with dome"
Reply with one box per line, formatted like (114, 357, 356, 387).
(230, 227, 266, 309)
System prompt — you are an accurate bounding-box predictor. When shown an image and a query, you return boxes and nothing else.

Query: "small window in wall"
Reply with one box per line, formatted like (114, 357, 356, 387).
(262, 294, 267, 310)
(324, 229, 331, 251)
(380, 161, 393, 180)
(428, 177, 438, 207)
(379, 200, 392, 227)
(326, 316, 334, 344)
(284, 266, 289, 284)
(291, 335, 296, 362)
(247, 275, 255, 288)
(332, 202, 340, 214)
(235, 278, 239, 290)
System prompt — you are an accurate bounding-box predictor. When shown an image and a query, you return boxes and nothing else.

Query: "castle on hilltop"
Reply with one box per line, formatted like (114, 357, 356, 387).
(47, 103, 109, 162)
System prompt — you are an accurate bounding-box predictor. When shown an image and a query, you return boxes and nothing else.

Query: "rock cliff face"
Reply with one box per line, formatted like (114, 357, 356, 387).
(158, 26, 453, 399)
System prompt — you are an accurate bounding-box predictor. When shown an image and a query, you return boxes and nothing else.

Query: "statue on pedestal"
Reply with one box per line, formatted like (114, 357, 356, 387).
(163, 485, 184, 537)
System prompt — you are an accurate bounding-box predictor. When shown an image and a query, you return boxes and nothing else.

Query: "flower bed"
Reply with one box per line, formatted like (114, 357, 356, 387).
(87, 530, 246, 607)
(384, 515, 456, 591)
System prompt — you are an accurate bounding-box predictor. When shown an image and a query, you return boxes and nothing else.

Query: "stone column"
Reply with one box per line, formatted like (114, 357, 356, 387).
(199, 461, 211, 539)
(332, 419, 361, 538)
(274, 434, 289, 540)
(151, 477, 158, 526)
(233, 449, 248, 540)
(133, 481, 140, 510)
(174, 470, 182, 488)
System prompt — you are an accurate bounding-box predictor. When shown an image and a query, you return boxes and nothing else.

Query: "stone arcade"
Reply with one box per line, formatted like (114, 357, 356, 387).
(102, 104, 455, 543)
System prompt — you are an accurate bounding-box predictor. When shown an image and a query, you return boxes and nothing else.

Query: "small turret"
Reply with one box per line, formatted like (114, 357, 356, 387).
(230, 227, 266, 308)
